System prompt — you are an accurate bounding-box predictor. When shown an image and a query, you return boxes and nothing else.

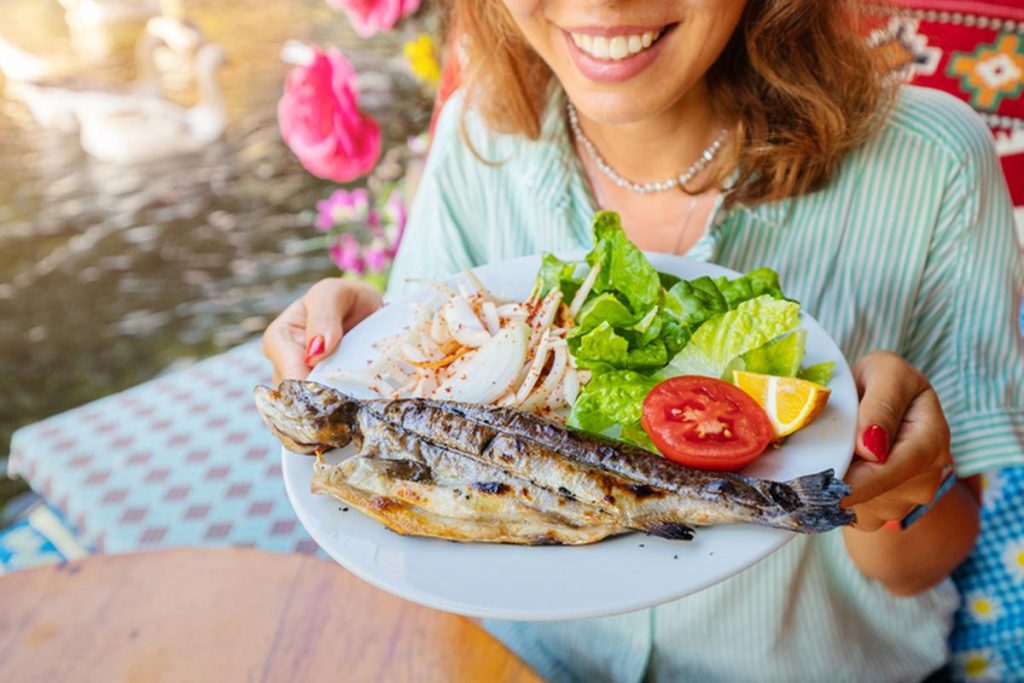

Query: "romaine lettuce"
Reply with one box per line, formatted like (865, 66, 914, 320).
(664, 296, 800, 379)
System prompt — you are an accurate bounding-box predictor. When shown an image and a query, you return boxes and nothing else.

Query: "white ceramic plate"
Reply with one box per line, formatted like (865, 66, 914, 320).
(281, 253, 857, 621)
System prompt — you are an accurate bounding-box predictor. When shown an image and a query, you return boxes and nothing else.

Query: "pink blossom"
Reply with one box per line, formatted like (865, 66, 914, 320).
(315, 188, 370, 231)
(364, 244, 391, 272)
(329, 233, 366, 274)
(326, 0, 420, 38)
(278, 47, 381, 183)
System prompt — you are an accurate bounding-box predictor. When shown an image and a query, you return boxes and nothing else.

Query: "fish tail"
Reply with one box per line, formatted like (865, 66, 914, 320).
(772, 469, 855, 533)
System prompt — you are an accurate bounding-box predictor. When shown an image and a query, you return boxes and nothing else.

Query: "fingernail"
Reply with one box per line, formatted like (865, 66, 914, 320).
(304, 335, 325, 367)
(862, 424, 890, 464)
(883, 519, 901, 532)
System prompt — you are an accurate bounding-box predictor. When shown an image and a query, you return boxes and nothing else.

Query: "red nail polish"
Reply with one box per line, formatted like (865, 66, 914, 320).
(883, 520, 901, 532)
(862, 424, 890, 464)
(304, 335, 325, 366)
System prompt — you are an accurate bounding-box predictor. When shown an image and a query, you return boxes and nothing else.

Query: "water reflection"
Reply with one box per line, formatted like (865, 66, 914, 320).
(0, 0, 432, 493)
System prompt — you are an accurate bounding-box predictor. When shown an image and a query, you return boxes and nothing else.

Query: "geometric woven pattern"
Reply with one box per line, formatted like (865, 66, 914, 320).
(6, 341, 319, 556)
(950, 465, 1024, 682)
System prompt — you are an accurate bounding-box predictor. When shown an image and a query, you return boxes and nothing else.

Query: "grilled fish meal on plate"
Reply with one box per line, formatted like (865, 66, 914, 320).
(254, 380, 854, 546)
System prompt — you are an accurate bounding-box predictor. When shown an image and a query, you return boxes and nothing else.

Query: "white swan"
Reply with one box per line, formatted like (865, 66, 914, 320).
(3, 28, 165, 131)
(77, 42, 227, 164)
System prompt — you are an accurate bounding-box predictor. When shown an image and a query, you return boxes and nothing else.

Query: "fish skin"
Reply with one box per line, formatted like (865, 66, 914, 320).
(361, 411, 697, 537)
(358, 418, 691, 537)
(364, 398, 852, 532)
(256, 381, 854, 535)
(312, 458, 624, 545)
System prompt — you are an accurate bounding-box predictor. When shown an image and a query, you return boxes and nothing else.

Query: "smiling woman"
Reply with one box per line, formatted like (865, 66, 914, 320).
(261, 0, 1024, 680)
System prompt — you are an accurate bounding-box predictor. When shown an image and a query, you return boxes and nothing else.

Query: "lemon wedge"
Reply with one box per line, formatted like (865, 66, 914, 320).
(732, 370, 831, 439)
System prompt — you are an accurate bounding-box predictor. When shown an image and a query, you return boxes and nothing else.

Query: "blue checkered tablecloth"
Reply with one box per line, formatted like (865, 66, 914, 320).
(6, 341, 318, 556)
(950, 466, 1024, 682)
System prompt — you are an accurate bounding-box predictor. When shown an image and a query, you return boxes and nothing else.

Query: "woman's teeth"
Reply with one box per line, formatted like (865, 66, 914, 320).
(570, 30, 661, 61)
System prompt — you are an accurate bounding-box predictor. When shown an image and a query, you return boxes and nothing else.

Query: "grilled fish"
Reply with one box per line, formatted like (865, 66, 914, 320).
(315, 456, 627, 545)
(255, 380, 854, 543)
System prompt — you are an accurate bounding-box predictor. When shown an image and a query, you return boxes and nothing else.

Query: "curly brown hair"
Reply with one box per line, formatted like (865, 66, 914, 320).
(447, 0, 895, 206)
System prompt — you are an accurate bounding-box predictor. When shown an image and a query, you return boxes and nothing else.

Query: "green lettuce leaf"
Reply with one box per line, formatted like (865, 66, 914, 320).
(797, 361, 835, 385)
(664, 295, 800, 378)
(735, 330, 807, 377)
(574, 322, 629, 369)
(586, 211, 660, 313)
(567, 370, 659, 434)
(663, 277, 728, 328)
(532, 253, 580, 301)
(713, 267, 785, 309)
(573, 292, 636, 336)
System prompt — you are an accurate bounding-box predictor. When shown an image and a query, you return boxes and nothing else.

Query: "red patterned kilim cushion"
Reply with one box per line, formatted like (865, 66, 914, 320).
(861, 1, 1024, 222)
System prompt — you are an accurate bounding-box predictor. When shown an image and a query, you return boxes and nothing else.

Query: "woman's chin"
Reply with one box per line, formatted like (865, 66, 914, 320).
(561, 86, 678, 127)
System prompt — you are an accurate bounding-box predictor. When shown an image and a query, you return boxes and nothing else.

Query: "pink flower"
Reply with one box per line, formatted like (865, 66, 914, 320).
(278, 47, 381, 183)
(326, 0, 420, 38)
(364, 244, 391, 272)
(329, 233, 366, 274)
(315, 188, 370, 231)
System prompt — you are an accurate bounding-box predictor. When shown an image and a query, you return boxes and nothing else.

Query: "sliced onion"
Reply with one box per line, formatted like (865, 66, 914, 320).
(528, 290, 562, 350)
(481, 301, 500, 336)
(520, 340, 568, 412)
(496, 303, 529, 321)
(515, 330, 551, 403)
(445, 295, 491, 348)
(432, 321, 529, 403)
(430, 304, 452, 345)
(569, 263, 601, 319)
(562, 367, 580, 406)
(401, 342, 428, 364)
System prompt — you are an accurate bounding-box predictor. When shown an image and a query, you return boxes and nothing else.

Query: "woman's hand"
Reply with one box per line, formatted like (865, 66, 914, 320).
(842, 351, 951, 530)
(262, 278, 383, 384)
(841, 351, 979, 596)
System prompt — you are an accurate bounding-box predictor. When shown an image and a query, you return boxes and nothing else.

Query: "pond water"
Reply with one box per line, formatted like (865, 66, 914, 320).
(0, 0, 432, 510)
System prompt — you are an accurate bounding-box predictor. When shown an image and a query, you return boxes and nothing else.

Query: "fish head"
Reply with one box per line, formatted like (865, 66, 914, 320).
(253, 380, 361, 454)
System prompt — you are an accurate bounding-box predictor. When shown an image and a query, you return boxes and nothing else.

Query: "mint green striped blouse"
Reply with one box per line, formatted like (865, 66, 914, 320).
(387, 86, 1024, 682)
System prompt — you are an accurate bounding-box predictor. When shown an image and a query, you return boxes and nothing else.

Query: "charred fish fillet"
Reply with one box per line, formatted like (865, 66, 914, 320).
(255, 381, 854, 543)
(313, 459, 622, 545)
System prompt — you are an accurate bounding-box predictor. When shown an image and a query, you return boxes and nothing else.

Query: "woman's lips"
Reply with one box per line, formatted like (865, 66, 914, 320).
(562, 23, 675, 83)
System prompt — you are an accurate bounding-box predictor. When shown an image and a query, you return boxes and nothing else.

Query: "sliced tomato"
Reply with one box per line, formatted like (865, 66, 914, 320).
(641, 376, 773, 472)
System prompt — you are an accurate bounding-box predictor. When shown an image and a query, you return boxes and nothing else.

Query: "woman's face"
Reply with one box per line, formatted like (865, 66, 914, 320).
(500, 0, 747, 125)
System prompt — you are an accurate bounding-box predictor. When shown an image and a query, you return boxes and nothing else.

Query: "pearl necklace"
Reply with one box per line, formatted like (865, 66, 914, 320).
(567, 101, 728, 195)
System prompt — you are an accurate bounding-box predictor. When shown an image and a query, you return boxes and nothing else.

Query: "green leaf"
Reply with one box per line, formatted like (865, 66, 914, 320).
(625, 341, 668, 371)
(567, 370, 659, 433)
(574, 322, 629, 369)
(585, 211, 660, 313)
(797, 361, 835, 386)
(573, 292, 636, 336)
(713, 267, 784, 309)
(532, 253, 580, 301)
(665, 295, 801, 379)
(736, 330, 807, 377)
(663, 278, 728, 328)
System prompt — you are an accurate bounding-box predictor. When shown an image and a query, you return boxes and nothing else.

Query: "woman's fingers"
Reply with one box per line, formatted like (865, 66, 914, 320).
(844, 386, 950, 507)
(262, 297, 312, 384)
(302, 279, 383, 366)
(852, 351, 929, 465)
